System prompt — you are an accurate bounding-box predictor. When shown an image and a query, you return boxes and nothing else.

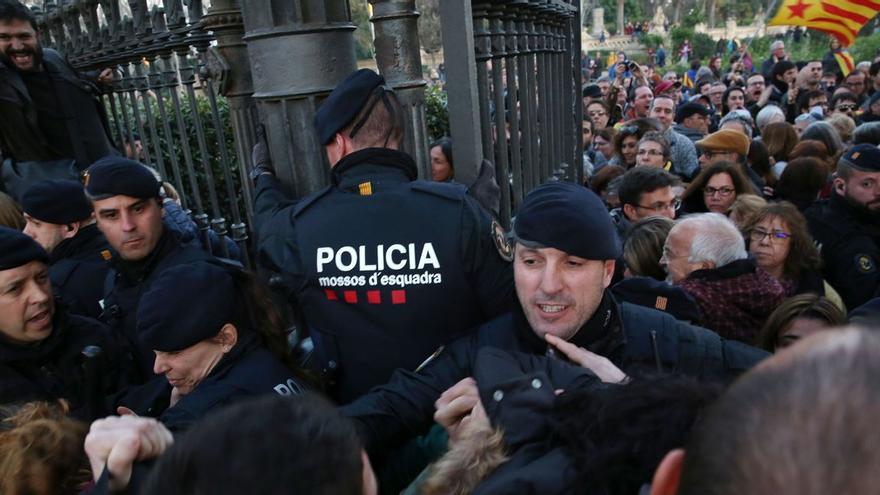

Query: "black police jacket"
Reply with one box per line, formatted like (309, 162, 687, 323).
(342, 291, 768, 458)
(255, 147, 514, 403)
(118, 339, 304, 433)
(0, 49, 116, 165)
(49, 224, 112, 320)
(806, 193, 880, 309)
(0, 309, 122, 420)
(102, 229, 213, 382)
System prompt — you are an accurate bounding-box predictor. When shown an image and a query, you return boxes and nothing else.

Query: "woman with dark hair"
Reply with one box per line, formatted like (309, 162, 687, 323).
(429, 137, 454, 182)
(800, 121, 845, 165)
(721, 86, 746, 116)
(589, 165, 626, 207)
(119, 262, 307, 432)
(743, 201, 844, 310)
(747, 139, 775, 190)
(776, 157, 830, 211)
(757, 294, 846, 352)
(681, 161, 751, 214)
(762, 121, 799, 178)
(592, 127, 618, 162)
(609, 118, 662, 169)
(586, 100, 611, 130)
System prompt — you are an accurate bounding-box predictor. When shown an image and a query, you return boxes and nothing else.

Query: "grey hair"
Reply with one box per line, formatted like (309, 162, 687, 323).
(596, 75, 610, 84)
(719, 112, 754, 139)
(675, 213, 747, 266)
(756, 105, 786, 132)
(770, 40, 785, 51)
(801, 120, 845, 156)
(794, 113, 820, 125)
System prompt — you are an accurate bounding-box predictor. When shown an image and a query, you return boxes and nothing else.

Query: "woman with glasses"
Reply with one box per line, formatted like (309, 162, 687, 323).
(586, 100, 611, 129)
(681, 161, 751, 214)
(634, 131, 672, 171)
(743, 201, 845, 310)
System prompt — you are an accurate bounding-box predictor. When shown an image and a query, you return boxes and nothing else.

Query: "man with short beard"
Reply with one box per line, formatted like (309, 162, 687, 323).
(806, 144, 880, 309)
(0, 1, 116, 197)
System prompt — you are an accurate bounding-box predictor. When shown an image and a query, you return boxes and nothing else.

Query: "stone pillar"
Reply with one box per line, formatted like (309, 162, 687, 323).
(369, 0, 429, 179)
(591, 7, 604, 37)
(240, 0, 358, 198)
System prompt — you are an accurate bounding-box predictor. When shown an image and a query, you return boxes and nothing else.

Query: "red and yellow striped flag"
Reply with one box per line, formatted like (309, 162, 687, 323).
(768, 0, 880, 47)
(834, 50, 856, 76)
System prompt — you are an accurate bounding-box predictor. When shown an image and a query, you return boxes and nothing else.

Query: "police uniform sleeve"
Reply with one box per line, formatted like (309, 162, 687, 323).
(253, 174, 308, 301)
(459, 196, 515, 318)
(821, 235, 880, 310)
(341, 330, 481, 460)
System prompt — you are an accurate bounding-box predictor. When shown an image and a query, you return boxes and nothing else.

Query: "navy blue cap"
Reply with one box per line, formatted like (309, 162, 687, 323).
(840, 144, 880, 173)
(675, 101, 711, 123)
(137, 262, 237, 352)
(314, 69, 385, 145)
(0, 226, 49, 270)
(849, 297, 880, 327)
(514, 182, 621, 260)
(21, 179, 91, 224)
(84, 156, 161, 199)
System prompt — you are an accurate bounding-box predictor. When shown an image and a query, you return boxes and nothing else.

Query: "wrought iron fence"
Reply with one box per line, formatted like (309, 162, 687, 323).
(32, 0, 584, 255)
(33, 0, 250, 263)
(440, 0, 583, 228)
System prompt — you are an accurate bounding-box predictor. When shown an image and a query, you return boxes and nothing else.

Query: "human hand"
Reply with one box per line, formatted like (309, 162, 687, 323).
(434, 377, 481, 444)
(545, 333, 627, 383)
(97, 68, 115, 85)
(249, 123, 275, 180)
(84, 415, 173, 491)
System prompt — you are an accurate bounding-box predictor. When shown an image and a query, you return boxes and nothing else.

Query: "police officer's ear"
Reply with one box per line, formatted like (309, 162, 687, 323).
(650, 448, 684, 495)
(62, 223, 79, 239)
(215, 323, 239, 353)
(833, 174, 846, 195)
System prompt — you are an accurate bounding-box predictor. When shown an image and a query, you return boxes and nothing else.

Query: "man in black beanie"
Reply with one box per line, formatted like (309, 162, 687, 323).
(84, 156, 213, 382)
(343, 182, 768, 461)
(21, 179, 111, 319)
(0, 226, 122, 416)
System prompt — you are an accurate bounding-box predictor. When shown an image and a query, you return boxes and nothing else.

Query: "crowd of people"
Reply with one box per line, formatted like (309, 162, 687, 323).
(2, 0, 880, 491)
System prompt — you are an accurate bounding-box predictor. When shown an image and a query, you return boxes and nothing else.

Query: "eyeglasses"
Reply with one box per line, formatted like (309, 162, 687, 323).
(836, 104, 857, 111)
(750, 228, 792, 243)
(701, 150, 731, 159)
(637, 198, 682, 212)
(703, 186, 735, 196)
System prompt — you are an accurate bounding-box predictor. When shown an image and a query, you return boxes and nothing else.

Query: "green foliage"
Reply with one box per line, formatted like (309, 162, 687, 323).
(351, 0, 374, 60)
(106, 90, 245, 223)
(746, 32, 830, 66)
(596, 0, 644, 31)
(669, 27, 717, 62)
(640, 34, 665, 50)
(851, 32, 880, 65)
(424, 84, 449, 141)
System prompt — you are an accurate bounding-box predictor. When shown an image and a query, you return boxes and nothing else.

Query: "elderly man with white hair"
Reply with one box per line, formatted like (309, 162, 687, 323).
(661, 213, 786, 344)
(755, 105, 786, 135)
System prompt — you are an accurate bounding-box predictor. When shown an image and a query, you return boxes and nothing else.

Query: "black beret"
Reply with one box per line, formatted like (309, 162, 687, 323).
(0, 226, 49, 270)
(582, 84, 602, 98)
(137, 262, 237, 352)
(611, 277, 701, 323)
(85, 156, 160, 199)
(675, 101, 711, 123)
(314, 69, 386, 145)
(514, 182, 621, 260)
(840, 144, 880, 173)
(21, 179, 91, 224)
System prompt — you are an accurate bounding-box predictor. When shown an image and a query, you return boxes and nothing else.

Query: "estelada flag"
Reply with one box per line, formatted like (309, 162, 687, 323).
(768, 0, 880, 47)
(834, 49, 856, 76)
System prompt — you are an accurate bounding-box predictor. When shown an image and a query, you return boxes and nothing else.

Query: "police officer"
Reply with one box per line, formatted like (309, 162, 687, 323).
(806, 144, 880, 309)
(85, 156, 213, 382)
(253, 69, 514, 403)
(21, 179, 111, 319)
(0, 227, 122, 418)
(117, 262, 305, 432)
(342, 182, 769, 458)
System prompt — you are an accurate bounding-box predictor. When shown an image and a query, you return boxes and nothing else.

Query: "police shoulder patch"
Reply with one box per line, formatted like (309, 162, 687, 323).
(492, 219, 513, 262)
(856, 253, 876, 274)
